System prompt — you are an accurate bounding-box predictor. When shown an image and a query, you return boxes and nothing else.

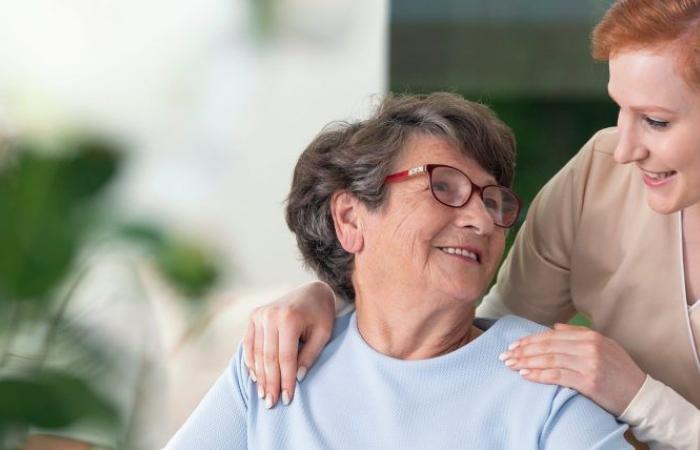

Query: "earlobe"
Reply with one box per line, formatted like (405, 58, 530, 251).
(331, 191, 364, 254)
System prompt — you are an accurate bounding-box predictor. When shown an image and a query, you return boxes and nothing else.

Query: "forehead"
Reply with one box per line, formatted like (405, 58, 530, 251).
(607, 49, 697, 112)
(394, 133, 497, 186)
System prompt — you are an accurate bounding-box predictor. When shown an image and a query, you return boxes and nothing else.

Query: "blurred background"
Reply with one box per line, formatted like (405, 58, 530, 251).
(0, 0, 616, 448)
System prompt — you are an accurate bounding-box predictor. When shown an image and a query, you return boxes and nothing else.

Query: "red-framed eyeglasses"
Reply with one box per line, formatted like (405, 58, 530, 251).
(384, 164, 522, 228)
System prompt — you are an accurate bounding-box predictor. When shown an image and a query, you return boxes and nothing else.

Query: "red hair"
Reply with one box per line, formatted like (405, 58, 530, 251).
(592, 0, 700, 88)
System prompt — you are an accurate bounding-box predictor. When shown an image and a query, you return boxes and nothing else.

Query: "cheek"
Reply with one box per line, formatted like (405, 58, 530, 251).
(486, 235, 506, 274)
(656, 129, 700, 167)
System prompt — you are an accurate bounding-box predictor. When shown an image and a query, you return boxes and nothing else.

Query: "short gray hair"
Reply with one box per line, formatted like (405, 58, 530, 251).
(286, 92, 516, 301)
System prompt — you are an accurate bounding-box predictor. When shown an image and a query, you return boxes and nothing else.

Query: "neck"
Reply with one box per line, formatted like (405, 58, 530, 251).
(353, 281, 477, 360)
(683, 203, 700, 244)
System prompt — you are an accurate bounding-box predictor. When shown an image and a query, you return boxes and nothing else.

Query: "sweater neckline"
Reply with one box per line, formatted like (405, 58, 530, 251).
(346, 312, 505, 369)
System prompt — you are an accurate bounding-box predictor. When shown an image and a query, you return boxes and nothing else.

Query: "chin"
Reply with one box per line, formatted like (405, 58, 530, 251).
(449, 286, 483, 305)
(646, 194, 683, 215)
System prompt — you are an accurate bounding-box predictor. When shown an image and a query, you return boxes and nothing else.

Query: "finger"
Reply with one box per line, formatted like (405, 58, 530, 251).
(278, 321, 303, 405)
(504, 353, 590, 373)
(553, 323, 589, 332)
(243, 319, 257, 382)
(296, 325, 333, 382)
(502, 338, 597, 360)
(519, 367, 588, 392)
(510, 327, 597, 349)
(262, 320, 281, 409)
(254, 317, 266, 401)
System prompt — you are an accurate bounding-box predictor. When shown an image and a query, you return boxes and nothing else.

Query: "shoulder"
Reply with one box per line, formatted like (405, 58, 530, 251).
(558, 127, 620, 182)
(587, 127, 619, 156)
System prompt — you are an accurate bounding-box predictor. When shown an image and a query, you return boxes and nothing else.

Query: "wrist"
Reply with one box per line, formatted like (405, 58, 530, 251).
(618, 374, 650, 420)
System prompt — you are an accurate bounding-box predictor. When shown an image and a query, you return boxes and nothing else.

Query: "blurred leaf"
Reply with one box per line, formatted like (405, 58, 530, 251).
(155, 238, 219, 298)
(118, 222, 219, 298)
(0, 371, 118, 430)
(117, 223, 167, 249)
(249, 0, 277, 39)
(0, 136, 121, 300)
(59, 136, 121, 201)
(569, 314, 591, 328)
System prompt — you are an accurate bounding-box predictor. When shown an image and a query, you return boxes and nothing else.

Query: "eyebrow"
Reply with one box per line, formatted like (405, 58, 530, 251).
(607, 86, 677, 115)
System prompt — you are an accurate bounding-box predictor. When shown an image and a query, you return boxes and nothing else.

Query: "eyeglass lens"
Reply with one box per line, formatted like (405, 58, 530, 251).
(430, 166, 519, 227)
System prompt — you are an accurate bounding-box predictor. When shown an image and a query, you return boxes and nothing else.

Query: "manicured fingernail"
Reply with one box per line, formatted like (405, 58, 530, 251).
(519, 369, 530, 376)
(258, 385, 265, 399)
(296, 367, 307, 382)
(498, 352, 510, 361)
(265, 394, 273, 409)
(282, 390, 291, 406)
(504, 359, 517, 367)
(508, 342, 520, 351)
(249, 369, 257, 383)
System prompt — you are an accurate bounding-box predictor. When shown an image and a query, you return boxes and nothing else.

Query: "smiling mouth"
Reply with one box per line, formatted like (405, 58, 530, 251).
(438, 247, 480, 263)
(641, 169, 677, 187)
(642, 169, 677, 180)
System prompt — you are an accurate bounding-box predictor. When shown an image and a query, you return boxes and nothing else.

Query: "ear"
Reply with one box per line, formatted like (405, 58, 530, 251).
(330, 190, 364, 254)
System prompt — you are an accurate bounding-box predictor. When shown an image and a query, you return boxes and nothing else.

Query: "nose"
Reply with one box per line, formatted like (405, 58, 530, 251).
(454, 193, 495, 236)
(613, 110, 648, 165)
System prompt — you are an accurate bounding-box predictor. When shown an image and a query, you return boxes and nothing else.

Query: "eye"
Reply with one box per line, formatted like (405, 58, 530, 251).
(644, 116, 669, 129)
(483, 197, 499, 211)
(432, 181, 450, 192)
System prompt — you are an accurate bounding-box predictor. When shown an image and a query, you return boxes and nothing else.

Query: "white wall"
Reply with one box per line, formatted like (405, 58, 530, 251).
(119, 0, 389, 292)
(0, 0, 388, 438)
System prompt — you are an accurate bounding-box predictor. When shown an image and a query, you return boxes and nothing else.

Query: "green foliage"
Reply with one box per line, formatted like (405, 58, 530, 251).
(119, 223, 220, 299)
(249, 0, 277, 40)
(0, 371, 117, 431)
(0, 134, 219, 439)
(0, 137, 121, 301)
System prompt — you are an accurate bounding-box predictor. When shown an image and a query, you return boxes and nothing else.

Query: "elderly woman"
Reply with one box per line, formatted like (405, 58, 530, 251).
(165, 93, 629, 449)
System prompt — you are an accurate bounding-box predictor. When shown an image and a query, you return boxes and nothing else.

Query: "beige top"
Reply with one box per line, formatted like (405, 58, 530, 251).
(478, 128, 700, 449)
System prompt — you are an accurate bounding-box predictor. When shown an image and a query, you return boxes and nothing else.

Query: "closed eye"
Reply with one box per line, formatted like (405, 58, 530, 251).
(644, 116, 669, 129)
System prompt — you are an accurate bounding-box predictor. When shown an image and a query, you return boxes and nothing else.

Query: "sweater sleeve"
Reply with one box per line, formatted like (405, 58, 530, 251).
(618, 375, 700, 450)
(164, 344, 250, 450)
(478, 130, 607, 325)
(541, 388, 631, 449)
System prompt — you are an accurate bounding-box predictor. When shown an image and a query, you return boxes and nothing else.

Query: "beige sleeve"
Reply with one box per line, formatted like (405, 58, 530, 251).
(619, 375, 700, 450)
(479, 131, 606, 325)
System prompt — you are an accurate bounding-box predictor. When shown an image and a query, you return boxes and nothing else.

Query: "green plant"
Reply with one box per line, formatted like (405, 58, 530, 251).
(0, 134, 219, 442)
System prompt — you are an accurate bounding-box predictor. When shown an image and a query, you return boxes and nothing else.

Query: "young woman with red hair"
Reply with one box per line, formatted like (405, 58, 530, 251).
(243, 1, 700, 447)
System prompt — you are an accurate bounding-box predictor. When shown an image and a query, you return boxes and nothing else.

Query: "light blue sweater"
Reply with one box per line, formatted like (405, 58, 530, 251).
(166, 313, 630, 449)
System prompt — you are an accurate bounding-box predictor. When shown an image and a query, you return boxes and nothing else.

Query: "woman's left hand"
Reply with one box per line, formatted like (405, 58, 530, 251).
(499, 323, 646, 416)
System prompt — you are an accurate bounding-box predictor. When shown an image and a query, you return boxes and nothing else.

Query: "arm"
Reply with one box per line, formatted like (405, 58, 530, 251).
(620, 375, 700, 450)
(541, 388, 631, 450)
(165, 345, 249, 449)
(243, 280, 338, 408)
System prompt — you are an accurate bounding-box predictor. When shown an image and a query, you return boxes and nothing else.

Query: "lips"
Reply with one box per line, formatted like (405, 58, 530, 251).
(640, 168, 677, 187)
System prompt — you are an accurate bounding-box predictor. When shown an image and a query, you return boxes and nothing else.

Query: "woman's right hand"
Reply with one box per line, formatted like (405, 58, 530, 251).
(243, 281, 336, 408)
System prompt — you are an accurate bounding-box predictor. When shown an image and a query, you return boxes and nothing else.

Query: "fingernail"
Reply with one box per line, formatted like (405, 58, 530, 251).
(249, 369, 257, 383)
(498, 352, 510, 361)
(296, 367, 307, 383)
(282, 390, 291, 406)
(265, 394, 273, 409)
(519, 369, 530, 376)
(504, 359, 517, 367)
(258, 385, 265, 399)
(508, 342, 520, 351)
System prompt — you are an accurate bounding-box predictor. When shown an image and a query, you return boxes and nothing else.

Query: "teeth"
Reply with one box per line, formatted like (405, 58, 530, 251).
(440, 247, 478, 261)
(645, 170, 676, 180)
